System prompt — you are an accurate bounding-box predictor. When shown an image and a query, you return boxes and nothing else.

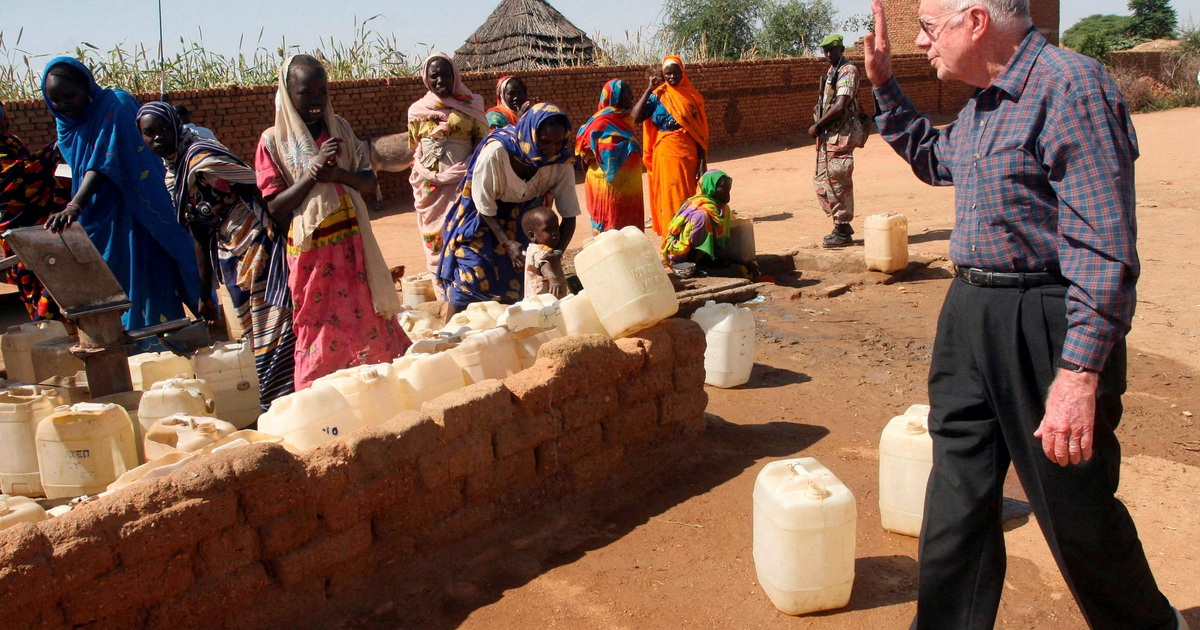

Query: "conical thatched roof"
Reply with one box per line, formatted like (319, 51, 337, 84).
(455, 0, 598, 72)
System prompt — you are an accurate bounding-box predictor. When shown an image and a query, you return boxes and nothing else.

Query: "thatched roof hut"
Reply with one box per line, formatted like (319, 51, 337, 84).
(455, 0, 599, 72)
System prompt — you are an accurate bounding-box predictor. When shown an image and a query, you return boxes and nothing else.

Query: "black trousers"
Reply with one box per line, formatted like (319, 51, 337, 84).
(912, 279, 1175, 630)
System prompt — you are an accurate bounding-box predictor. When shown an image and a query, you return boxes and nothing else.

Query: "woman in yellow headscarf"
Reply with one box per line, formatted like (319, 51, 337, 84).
(632, 55, 710, 237)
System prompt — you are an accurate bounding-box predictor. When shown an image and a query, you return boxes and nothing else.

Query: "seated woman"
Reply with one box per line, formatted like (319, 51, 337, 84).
(662, 170, 733, 266)
(408, 53, 487, 295)
(437, 103, 579, 311)
(255, 54, 409, 390)
(1, 100, 67, 321)
(576, 79, 644, 235)
(484, 76, 528, 130)
(136, 101, 295, 408)
(41, 58, 201, 346)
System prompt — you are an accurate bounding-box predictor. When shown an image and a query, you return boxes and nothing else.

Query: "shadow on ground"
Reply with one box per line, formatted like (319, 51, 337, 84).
(343, 415, 831, 629)
(739, 364, 812, 389)
(907, 229, 953, 244)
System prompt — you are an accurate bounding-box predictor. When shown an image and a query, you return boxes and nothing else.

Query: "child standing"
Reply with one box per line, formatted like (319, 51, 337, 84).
(521, 206, 567, 299)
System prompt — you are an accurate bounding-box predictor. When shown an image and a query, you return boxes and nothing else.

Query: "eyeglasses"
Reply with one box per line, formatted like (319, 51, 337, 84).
(917, 7, 969, 41)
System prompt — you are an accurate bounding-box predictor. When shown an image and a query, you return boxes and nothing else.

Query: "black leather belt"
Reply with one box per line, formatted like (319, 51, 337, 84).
(955, 266, 1066, 288)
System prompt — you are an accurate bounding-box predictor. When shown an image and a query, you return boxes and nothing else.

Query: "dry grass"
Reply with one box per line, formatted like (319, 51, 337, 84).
(0, 16, 417, 102)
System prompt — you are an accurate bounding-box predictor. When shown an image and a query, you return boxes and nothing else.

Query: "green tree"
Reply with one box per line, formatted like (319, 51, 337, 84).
(757, 0, 838, 57)
(661, 0, 766, 60)
(1127, 0, 1177, 39)
(1062, 14, 1133, 50)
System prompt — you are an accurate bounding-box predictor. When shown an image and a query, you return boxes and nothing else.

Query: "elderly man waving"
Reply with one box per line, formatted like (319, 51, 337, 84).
(863, 0, 1186, 628)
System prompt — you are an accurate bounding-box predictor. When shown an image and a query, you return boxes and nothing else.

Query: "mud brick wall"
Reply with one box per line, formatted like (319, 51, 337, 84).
(883, 0, 1060, 55)
(0, 320, 709, 629)
(1106, 51, 1177, 83)
(4, 55, 968, 201)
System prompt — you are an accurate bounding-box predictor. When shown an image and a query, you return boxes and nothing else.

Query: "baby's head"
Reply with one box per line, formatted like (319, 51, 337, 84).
(521, 206, 560, 247)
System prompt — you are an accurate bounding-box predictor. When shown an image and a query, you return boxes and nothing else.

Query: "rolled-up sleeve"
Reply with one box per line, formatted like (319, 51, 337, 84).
(471, 142, 502, 217)
(549, 164, 581, 218)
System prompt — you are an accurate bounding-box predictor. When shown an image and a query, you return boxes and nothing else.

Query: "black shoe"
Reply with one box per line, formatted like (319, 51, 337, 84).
(822, 223, 854, 248)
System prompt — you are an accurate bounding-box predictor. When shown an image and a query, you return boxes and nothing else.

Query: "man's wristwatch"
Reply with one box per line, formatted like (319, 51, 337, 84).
(1057, 358, 1094, 373)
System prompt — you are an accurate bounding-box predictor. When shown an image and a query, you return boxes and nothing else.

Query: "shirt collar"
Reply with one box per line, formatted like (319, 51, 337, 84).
(990, 27, 1045, 100)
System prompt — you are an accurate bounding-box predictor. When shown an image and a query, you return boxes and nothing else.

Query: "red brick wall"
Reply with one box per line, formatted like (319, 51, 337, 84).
(1106, 50, 1175, 81)
(885, 0, 1060, 55)
(3, 56, 968, 200)
(0, 321, 708, 629)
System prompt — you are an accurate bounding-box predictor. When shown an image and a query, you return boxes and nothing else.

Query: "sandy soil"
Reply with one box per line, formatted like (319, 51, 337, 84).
(342, 107, 1200, 629)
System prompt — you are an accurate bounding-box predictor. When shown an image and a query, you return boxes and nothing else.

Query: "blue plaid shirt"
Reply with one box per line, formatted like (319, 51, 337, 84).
(874, 29, 1140, 371)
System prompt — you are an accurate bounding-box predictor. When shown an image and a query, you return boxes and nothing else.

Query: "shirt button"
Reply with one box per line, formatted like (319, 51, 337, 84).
(972, 203, 977, 209)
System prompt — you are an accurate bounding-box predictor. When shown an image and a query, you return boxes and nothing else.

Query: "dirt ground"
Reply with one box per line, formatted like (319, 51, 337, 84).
(341, 107, 1200, 629)
(3, 108, 1195, 629)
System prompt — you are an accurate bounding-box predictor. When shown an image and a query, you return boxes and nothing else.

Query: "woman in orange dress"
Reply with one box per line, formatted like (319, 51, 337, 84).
(632, 55, 710, 237)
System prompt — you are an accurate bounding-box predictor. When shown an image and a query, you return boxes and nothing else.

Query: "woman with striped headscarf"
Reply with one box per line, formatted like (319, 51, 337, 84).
(632, 55, 710, 238)
(576, 79, 644, 235)
(136, 101, 296, 407)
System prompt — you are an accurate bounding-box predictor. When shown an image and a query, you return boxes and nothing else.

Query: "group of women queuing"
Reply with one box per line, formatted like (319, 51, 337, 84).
(2, 52, 736, 410)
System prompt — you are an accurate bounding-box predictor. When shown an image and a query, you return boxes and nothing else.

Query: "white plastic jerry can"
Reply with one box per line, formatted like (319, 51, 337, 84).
(540, 290, 609, 338)
(191, 340, 261, 429)
(258, 384, 360, 450)
(573, 225, 679, 338)
(496, 294, 559, 332)
(393, 352, 467, 411)
(30, 337, 86, 384)
(448, 300, 507, 332)
(690, 300, 755, 388)
(512, 327, 564, 370)
(2, 320, 70, 384)
(448, 328, 522, 384)
(127, 351, 193, 391)
(0, 494, 48, 531)
(35, 402, 139, 499)
(144, 414, 238, 461)
(878, 403, 933, 537)
(137, 378, 216, 433)
(311, 363, 403, 428)
(753, 457, 857, 615)
(864, 212, 909, 273)
(0, 386, 62, 496)
(400, 272, 437, 308)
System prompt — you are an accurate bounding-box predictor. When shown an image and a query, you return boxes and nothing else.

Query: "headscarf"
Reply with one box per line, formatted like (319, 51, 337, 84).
(436, 103, 573, 287)
(644, 55, 710, 171)
(137, 101, 291, 309)
(575, 79, 641, 183)
(485, 76, 521, 128)
(408, 53, 487, 124)
(40, 56, 202, 312)
(664, 169, 732, 260)
(259, 54, 400, 318)
(135, 101, 257, 225)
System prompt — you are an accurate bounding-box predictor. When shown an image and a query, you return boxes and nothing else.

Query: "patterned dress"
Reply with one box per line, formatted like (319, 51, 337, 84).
(256, 131, 410, 390)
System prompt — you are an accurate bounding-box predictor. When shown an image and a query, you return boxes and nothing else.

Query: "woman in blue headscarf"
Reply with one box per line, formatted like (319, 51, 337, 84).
(41, 57, 200, 339)
(437, 103, 580, 311)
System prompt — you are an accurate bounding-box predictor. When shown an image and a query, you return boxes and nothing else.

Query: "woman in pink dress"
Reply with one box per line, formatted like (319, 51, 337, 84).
(255, 54, 409, 389)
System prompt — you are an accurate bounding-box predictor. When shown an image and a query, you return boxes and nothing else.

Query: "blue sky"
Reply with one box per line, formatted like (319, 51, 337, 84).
(2, 0, 1197, 64)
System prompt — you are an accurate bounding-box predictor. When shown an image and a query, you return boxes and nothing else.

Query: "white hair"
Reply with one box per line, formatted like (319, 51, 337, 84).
(943, 0, 1033, 31)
